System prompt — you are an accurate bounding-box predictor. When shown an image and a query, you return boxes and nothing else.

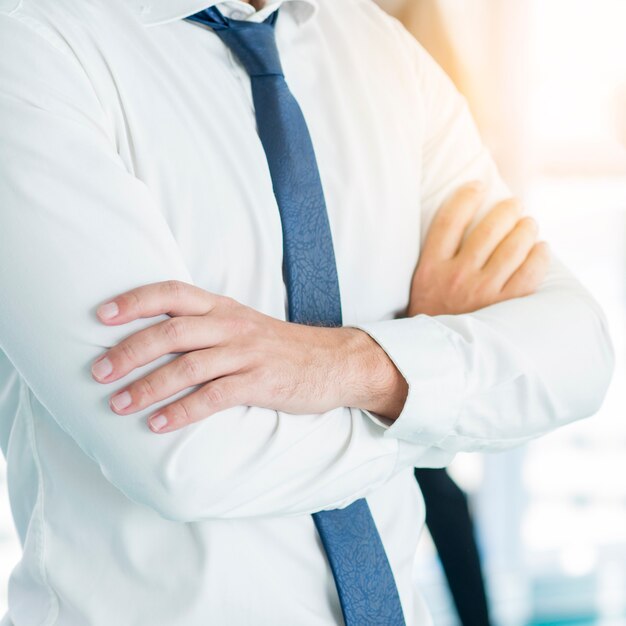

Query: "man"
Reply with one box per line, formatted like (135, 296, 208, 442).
(0, 0, 614, 625)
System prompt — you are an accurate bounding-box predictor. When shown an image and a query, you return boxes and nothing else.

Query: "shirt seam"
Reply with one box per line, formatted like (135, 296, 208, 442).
(0, 0, 21, 16)
(22, 384, 60, 625)
(6, 9, 114, 147)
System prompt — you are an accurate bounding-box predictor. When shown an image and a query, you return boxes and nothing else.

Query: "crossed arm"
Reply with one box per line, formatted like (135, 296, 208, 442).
(91, 184, 549, 434)
(0, 12, 615, 521)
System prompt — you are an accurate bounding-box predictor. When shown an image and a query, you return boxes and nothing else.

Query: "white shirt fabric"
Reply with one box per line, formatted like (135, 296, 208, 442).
(0, 0, 615, 624)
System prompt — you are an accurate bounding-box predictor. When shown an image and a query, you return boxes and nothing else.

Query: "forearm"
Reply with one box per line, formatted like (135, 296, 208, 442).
(0, 19, 438, 523)
(333, 327, 409, 421)
(349, 16, 615, 451)
(352, 252, 615, 451)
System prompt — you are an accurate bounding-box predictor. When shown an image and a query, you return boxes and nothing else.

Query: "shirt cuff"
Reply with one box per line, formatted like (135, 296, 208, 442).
(349, 315, 466, 446)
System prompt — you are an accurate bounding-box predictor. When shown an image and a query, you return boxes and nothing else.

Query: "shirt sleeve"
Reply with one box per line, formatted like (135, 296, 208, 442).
(0, 12, 461, 522)
(350, 13, 616, 453)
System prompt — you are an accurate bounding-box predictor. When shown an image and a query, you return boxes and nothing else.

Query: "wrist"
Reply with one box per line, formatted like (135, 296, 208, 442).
(337, 327, 408, 421)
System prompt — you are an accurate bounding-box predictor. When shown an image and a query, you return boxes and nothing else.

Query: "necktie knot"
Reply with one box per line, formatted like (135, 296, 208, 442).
(189, 7, 284, 77)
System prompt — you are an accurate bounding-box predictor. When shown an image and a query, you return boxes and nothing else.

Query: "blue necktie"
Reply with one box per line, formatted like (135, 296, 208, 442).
(187, 7, 406, 625)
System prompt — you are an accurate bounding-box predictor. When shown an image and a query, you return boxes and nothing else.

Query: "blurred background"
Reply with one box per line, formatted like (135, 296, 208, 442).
(377, 0, 626, 625)
(1, 1, 625, 624)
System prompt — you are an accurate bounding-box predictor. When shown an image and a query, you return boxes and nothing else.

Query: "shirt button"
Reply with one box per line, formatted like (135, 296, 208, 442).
(231, 10, 247, 19)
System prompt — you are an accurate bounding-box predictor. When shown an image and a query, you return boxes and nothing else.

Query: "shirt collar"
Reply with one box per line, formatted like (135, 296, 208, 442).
(124, 0, 318, 27)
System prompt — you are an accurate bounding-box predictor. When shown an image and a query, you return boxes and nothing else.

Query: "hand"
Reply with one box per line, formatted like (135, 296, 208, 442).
(91, 281, 408, 433)
(408, 182, 551, 317)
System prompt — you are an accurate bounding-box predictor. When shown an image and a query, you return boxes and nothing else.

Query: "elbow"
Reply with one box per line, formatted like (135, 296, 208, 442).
(99, 410, 269, 521)
(558, 295, 616, 424)
(583, 307, 615, 417)
(102, 468, 208, 522)
(141, 488, 204, 523)
(127, 422, 248, 521)
(145, 470, 232, 522)
(107, 460, 228, 523)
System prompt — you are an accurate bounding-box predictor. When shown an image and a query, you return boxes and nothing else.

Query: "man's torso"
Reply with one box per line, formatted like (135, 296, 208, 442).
(0, 0, 435, 623)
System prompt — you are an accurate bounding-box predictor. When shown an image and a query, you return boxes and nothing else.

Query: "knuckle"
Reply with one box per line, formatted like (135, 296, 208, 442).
(514, 267, 539, 293)
(448, 265, 468, 292)
(535, 241, 551, 259)
(462, 247, 482, 268)
(134, 377, 157, 403)
(270, 377, 295, 402)
(498, 197, 521, 214)
(497, 199, 521, 223)
(458, 181, 483, 198)
(479, 221, 496, 239)
(119, 341, 139, 365)
(163, 279, 184, 300)
(435, 212, 456, 232)
(519, 263, 536, 282)
(171, 401, 193, 426)
(201, 384, 225, 407)
(234, 313, 256, 336)
(218, 313, 241, 337)
(454, 187, 479, 207)
(121, 290, 142, 317)
(180, 353, 204, 381)
(222, 310, 254, 337)
(162, 317, 184, 343)
(218, 295, 237, 309)
(519, 216, 538, 235)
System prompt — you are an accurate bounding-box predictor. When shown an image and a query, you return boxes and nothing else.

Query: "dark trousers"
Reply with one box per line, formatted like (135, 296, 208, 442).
(414, 468, 491, 626)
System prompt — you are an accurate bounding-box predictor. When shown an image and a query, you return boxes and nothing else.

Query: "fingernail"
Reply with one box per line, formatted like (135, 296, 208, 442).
(149, 414, 168, 432)
(91, 356, 113, 381)
(97, 301, 119, 321)
(110, 390, 132, 411)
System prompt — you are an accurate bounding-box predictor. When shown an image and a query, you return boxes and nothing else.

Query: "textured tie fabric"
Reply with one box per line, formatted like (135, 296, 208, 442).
(187, 6, 406, 625)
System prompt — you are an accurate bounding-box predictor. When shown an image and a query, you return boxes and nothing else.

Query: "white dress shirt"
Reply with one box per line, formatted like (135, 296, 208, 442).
(0, 0, 615, 624)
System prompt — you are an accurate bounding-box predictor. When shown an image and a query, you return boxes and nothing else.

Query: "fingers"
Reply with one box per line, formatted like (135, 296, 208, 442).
(95, 280, 221, 324)
(147, 373, 250, 433)
(420, 182, 485, 262)
(457, 198, 522, 268)
(91, 315, 227, 383)
(482, 216, 539, 289)
(500, 241, 551, 299)
(108, 346, 241, 416)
